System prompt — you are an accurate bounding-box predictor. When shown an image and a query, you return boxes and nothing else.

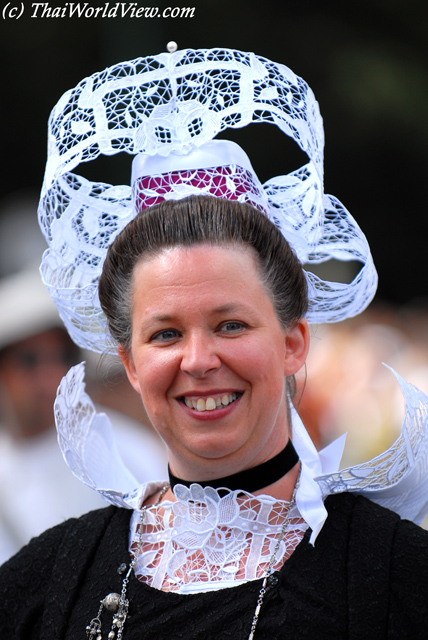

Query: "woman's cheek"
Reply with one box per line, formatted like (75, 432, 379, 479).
(136, 348, 180, 392)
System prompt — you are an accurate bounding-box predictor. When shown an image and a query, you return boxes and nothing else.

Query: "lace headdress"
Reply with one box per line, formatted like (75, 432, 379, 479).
(38, 46, 377, 355)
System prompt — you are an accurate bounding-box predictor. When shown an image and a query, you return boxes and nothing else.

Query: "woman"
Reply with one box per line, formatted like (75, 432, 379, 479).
(1, 46, 428, 639)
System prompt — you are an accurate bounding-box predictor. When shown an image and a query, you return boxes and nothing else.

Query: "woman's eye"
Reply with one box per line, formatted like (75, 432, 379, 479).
(150, 329, 179, 342)
(219, 321, 246, 334)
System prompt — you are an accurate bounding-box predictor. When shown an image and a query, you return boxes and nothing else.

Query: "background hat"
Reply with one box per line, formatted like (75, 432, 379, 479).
(0, 269, 63, 351)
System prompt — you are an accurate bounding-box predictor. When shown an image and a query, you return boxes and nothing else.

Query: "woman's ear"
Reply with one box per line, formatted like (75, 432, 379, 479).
(118, 345, 141, 394)
(283, 319, 310, 376)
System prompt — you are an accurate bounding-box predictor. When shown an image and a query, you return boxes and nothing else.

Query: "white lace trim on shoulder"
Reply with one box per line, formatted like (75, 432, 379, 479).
(54, 362, 428, 545)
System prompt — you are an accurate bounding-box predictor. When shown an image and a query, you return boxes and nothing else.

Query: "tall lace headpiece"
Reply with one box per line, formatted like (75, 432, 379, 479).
(38, 47, 377, 354)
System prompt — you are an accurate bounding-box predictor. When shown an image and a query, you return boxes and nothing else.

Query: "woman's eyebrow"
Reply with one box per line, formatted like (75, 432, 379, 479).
(149, 314, 176, 322)
(211, 303, 260, 318)
(142, 304, 259, 325)
(212, 303, 242, 314)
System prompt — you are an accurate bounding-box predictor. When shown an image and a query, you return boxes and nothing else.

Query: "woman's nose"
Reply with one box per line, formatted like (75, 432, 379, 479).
(180, 332, 221, 378)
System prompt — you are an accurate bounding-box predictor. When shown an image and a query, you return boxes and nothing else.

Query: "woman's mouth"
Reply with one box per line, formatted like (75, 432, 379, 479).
(181, 392, 242, 412)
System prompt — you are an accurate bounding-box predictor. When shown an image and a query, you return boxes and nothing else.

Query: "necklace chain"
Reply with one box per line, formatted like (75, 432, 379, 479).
(247, 467, 301, 639)
(86, 485, 169, 640)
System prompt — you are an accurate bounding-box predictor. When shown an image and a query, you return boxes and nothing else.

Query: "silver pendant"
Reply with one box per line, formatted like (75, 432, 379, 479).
(86, 592, 128, 640)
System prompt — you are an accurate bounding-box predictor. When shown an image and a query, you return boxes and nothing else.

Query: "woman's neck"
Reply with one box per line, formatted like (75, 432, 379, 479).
(146, 440, 301, 506)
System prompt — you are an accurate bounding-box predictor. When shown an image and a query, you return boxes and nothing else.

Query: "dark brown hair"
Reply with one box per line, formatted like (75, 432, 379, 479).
(99, 195, 308, 353)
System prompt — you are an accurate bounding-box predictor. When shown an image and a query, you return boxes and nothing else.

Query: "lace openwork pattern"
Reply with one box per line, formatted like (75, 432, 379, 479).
(129, 484, 307, 594)
(133, 164, 270, 215)
(316, 369, 428, 522)
(38, 47, 377, 354)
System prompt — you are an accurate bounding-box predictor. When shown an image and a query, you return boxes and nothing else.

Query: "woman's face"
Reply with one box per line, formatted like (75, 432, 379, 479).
(120, 244, 309, 480)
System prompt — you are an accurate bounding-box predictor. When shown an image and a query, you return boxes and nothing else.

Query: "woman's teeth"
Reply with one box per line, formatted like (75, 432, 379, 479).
(184, 393, 239, 412)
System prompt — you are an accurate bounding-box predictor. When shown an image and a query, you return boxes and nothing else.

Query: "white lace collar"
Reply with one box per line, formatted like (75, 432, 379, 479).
(54, 362, 428, 544)
(129, 483, 307, 593)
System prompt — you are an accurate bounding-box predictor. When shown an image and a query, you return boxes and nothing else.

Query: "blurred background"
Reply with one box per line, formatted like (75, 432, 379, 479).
(0, 0, 427, 555)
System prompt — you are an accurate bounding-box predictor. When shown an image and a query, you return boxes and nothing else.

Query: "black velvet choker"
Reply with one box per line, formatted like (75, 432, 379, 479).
(168, 439, 299, 495)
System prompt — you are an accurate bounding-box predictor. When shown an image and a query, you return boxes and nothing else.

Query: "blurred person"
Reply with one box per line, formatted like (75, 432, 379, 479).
(0, 269, 167, 564)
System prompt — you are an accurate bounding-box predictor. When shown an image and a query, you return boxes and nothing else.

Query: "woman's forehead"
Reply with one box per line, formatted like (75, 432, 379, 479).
(134, 242, 259, 279)
(131, 244, 271, 312)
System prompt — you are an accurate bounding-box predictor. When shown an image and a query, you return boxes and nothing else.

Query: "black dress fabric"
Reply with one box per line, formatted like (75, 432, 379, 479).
(1, 492, 428, 639)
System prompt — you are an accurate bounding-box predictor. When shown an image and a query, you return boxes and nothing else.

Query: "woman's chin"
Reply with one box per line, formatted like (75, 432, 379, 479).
(169, 432, 259, 480)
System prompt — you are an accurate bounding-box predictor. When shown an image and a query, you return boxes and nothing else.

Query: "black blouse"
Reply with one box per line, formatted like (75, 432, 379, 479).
(1, 492, 428, 639)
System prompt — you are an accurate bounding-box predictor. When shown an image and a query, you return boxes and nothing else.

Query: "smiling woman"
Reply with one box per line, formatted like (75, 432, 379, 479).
(1, 46, 428, 640)
(100, 204, 309, 485)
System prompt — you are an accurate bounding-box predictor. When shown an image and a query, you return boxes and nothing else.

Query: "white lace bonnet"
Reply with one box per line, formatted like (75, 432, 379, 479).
(37, 46, 378, 355)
